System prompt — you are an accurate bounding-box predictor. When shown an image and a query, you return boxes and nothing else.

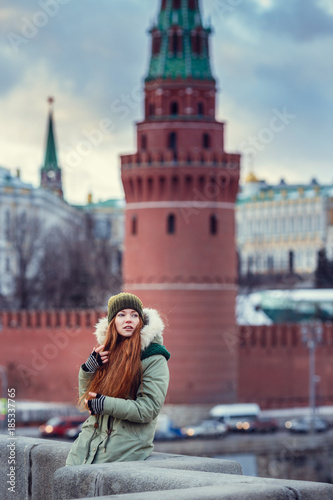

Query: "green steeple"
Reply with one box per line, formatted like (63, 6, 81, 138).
(146, 0, 213, 81)
(42, 97, 59, 172)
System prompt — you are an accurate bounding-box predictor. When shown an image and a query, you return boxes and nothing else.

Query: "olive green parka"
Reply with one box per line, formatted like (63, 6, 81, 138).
(66, 308, 170, 465)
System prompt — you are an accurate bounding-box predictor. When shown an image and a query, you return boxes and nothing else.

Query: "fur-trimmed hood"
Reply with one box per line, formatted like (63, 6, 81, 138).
(93, 308, 165, 351)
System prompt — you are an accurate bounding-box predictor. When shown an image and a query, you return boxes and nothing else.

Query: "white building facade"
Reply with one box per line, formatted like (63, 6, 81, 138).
(236, 175, 333, 277)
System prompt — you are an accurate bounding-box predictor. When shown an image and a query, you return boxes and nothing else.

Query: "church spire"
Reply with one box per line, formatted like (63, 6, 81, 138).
(40, 97, 63, 198)
(146, 0, 213, 81)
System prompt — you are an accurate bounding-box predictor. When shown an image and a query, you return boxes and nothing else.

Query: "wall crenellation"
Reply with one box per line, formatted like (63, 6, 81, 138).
(0, 309, 105, 329)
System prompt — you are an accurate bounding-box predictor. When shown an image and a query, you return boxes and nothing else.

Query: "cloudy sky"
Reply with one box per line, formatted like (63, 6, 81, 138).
(1, 0, 332, 204)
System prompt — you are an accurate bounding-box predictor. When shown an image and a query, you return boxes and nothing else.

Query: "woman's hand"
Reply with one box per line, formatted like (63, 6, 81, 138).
(82, 345, 109, 373)
(94, 344, 109, 365)
(85, 392, 105, 415)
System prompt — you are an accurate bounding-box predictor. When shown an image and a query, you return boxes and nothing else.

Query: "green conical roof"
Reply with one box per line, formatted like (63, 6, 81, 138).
(146, 0, 214, 81)
(42, 108, 59, 171)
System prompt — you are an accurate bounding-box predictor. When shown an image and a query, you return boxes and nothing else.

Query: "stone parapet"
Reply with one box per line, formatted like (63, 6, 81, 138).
(1, 435, 332, 500)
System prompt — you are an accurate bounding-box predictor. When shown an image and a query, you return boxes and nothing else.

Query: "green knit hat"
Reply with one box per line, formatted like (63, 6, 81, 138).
(107, 292, 144, 324)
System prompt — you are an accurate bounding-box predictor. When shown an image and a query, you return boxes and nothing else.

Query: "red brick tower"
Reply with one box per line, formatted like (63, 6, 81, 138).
(121, 0, 240, 404)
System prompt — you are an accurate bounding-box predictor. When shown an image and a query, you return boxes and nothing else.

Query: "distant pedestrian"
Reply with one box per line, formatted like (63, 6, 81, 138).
(66, 292, 170, 465)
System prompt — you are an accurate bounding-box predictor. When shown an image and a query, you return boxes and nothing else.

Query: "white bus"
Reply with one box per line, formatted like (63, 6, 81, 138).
(209, 403, 261, 431)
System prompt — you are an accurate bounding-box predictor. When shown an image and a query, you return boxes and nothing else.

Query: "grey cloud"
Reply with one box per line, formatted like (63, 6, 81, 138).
(238, 0, 333, 42)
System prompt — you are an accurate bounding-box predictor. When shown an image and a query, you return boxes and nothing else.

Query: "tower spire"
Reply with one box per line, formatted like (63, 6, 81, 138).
(40, 97, 63, 198)
(146, 0, 213, 81)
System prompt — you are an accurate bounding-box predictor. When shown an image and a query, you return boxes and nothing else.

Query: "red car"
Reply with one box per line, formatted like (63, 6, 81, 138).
(39, 415, 87, 438)
(249, 417, 279, 433)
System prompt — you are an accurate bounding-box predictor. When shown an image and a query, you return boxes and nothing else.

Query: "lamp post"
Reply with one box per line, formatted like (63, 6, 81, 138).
(300, 321, 323, 433)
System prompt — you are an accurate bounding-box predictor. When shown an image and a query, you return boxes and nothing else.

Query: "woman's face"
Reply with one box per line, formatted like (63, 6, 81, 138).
(115, 309, 140, 337)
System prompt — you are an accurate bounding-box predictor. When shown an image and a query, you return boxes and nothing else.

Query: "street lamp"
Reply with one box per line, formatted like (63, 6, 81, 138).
(300, 321, 323, 433)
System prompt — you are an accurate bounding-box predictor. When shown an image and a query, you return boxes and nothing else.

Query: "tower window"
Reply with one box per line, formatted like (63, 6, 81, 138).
(171, 175, 179, 196)
(192, 33, 202, 55)
(198, 102, 204, 116)
(149, 103, 155, 116)
(167, 214, 176, 234)
(210, 214, 218, 235)
(173, 0, 181, 9)
(189, 0, 196, 9)
(132, 216, 137, 235)
(170, 101, 179, 115)
(162, 0, 167, 9)
(172, 32, 178, 56)
(203, 133, 210, 149)
(147, 177, 153, 199)
(168, 132, 177, 150)
(152, 34, 161, 55)
(159, 176, 166, 196)
(141, 134, 147, 150)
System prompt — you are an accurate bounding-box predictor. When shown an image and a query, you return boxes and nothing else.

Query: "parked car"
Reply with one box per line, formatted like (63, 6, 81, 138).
(285, 416, 329, 433)
(249, 416, 279, 433)
(181, 419, 228, 438)
(65, 422, 84, 440)
(154, 414, 182, 441)
(209, 403, 261, 432)
(39, 415, 87, 438)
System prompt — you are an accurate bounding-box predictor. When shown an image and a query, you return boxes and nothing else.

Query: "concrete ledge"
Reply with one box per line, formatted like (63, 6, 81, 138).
(0, 435, 72, 500)
(69, 484, 309, 500)
(1, 435, 333, 500)
(145, 453, 243, 475)
(53, 464, 333, 500)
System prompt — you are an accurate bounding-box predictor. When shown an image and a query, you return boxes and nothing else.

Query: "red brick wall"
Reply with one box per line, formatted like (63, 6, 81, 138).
(0, 310, 104, 402)
(238, 324, 333, 409)
(1, 311, 332, 408)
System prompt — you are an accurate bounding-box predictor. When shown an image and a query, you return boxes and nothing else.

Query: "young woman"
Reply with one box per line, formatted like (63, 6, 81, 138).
(66, 292, 170, 465)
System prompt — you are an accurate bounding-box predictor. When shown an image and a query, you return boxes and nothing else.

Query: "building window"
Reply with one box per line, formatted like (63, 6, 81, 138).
(203, 133, 210, 149)
(167, 214, 176, 234)
(188, 0, 196, 9)
(170, 101, 179, 115)
(162, 0, 167, 9)
(289, 250, 294, 273)
(94, 218, 111, 240)
(132, 216, 137, 235)
(173, 0, 181, 9)
(6, 257, 10, 272)
(198, 102, 204, 116)
(5, 210, 11, 241)
(168, 132, 177, 150)
(141, 134, 147, 150)
(210, 214, 218, 235)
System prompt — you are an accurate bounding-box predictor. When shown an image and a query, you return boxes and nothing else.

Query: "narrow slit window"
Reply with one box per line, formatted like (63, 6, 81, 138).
(132, 216, 137, 235)
(210, 214, 218, 235)
(167, 214, 176, 234)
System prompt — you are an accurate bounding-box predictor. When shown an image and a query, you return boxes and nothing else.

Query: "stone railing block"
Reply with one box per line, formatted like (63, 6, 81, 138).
(53, 464, 333, 500)
(0, 435, 71, 500)
(66, 483, 314, 500)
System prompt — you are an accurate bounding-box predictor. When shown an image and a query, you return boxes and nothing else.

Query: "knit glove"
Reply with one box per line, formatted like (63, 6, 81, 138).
(82, 350, 104, 373)
(87, 394, 105, 415)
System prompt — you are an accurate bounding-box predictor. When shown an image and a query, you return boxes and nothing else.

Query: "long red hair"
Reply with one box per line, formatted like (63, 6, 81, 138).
(80, 316, 143, 409)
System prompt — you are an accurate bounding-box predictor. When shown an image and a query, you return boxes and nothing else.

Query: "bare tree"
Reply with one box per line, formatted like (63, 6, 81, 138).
(11, 213, 44, 309)
(37, 226, 122, 309)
